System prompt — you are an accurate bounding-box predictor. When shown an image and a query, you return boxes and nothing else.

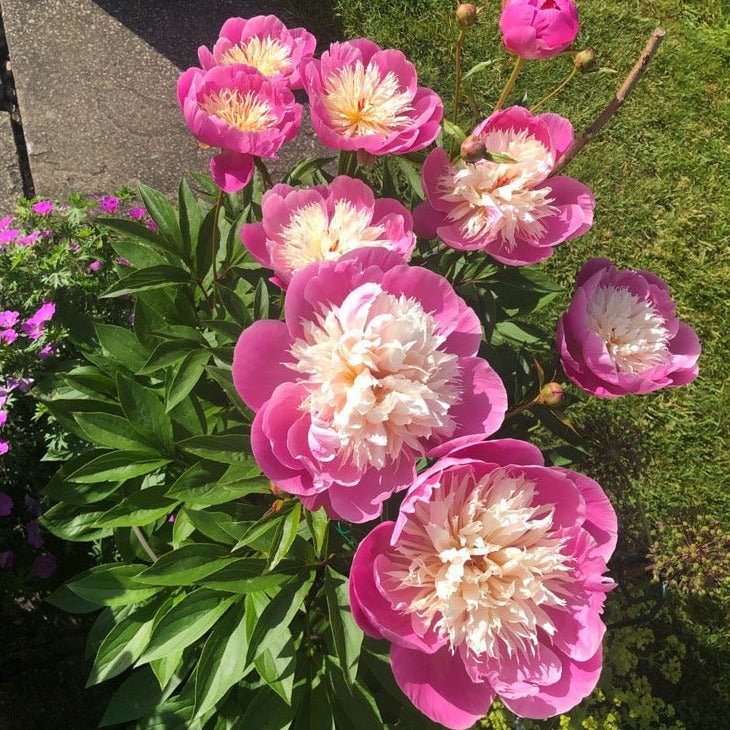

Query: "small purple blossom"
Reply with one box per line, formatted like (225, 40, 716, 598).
(26, 519, 43, 548)
(116, 256, 131, 266)
(38, 343, 56, 360)
(42, 229, 53, 238)
(0, 410, 7, 427)
(31, 200, 54, 215)
(32, 553, 57, 579)
(88, 260, 102, 272)
(0, 491, 12, 516)
(0, 550, 13, 569)
(0, 311, 19, 328)
(68, 242, 81, 253)
(0, 440, 8, 455)
(6, 377, 33, 393)
(128, 206, 147, 220)
(16, 231, 42, 246)
(25, 495, 41, 515)
(0, 329, 17, 345)
(97, 195, 120, 214)
(145, 219, 158, 231)
(22, 302, 55, 340)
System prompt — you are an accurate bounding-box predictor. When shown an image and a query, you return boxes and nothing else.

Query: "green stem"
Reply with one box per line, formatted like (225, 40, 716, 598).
(451, 28, 467, 151)
(531, 67, 578, 112)
(494, 56, 525, 111)
(210, 190, 223, 304)
(132, 526, 158, 562)
(254, 157, 274, 190)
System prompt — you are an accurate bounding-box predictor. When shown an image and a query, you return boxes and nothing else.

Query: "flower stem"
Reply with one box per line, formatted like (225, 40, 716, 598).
(211, 189, 223, 303)
(132, 526, 158, 562)
(531, 67, 578, 112)
(452, 29, 467, 129)
(254, 157, 274, 190)
(337, 150, 357, 177)
(494, 56, 525, 111)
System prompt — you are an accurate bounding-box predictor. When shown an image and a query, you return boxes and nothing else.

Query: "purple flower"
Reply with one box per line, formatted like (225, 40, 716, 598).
(0, 328, 18, 345)
(97, 195, 120, 214)
(0, 229, 21, 244)
(0, 440, 8, 455)
(0, 410, 7, 427)
(22, 301, 55, 340)
(16, 231, 42, 246)
(31, 302, 55, 323)
(88, 260, 102, 272)
(168, 512, 177, 523)
(0, 491, 12, 516)
(38, 343, 56, 359)
(0, 550, 13, 569)
(32, 553, 57, 579)
(0, 215, 15, 229)
(25, 519, 43, 548)
(31, 200, 54, 215)
(128, 207, 147, 220)
(116, 256, 131, 267)
(68, 242, 81, 253)
(0, 311, 19, 328)
(42, 229, 53, 238)
(6, 377, 33, 393)
(145, 219, 158, 231)
(25, 495, 41, 515)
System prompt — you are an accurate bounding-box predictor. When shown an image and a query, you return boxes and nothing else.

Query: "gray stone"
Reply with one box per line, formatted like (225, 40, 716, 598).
(0, 0, 331, 199)
(0, 111, 22, 210)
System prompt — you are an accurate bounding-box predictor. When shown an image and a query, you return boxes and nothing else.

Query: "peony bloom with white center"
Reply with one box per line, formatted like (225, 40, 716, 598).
(302, 39, 443, 155)
(197, 15, 316, 90)
(177, 65, 302, 192)
(414, 106, 594, 266)
(232, 248, 507, 522)
(241, 176, 417, 287)
(350, 439, 617, 729)
(557, 258, 700, 397)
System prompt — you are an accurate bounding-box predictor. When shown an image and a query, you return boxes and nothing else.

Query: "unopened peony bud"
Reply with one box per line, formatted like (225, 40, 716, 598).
(460, 135, 487, 163)
(356, 149, 377, 167)
(573, 49, 597, 73)
(539, 382, 565, 406)
(456, 3, 478, 27)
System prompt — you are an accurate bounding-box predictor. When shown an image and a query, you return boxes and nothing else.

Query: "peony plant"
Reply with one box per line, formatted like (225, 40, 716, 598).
(39, 6, 698, 729)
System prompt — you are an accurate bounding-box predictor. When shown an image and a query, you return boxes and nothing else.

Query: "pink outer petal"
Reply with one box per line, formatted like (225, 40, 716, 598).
(485, 641, 563, 696)
(390, 645, 495, 730)
(514, 465, 585, 531)
(232, 320, 295, 411)
(540, 176, 595, 244)
(421, 147, 452, 212)
(499, 646, 604, 719)
(240, 222, 271, 267)
(441, 437, 545, 467)
(538, 112, 574, 160)
(210, 151, 255, 193)
(412, 202, 444, 240)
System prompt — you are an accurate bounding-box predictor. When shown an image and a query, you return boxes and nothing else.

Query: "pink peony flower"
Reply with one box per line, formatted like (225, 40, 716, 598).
(32, 553, 57, 579)
(303, 39, 443, 155)
(414, 106, 594, 265)
(177, 64, 302, 192)
(557, 258, 700, 397)
(350, 439, 616, 728)
(500, 0, 580, 60)
(88, 259, 102, 272)
(0, 311, 19, 328)
(232, 248, 507, 522)
(241, 176, 417, 287)
(128, 206, 147, 220)
(0, 491, 12, 516)
(31, 200, 54, 215)
(97, 195, 120, 214)
(197, 15, 316, 90)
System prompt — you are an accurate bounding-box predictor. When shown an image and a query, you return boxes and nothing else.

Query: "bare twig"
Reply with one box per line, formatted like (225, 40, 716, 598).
(132, 526, 158, 562)
(551, 27, 666, 175)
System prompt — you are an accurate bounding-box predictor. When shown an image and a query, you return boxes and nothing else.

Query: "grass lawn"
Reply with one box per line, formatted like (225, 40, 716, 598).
(334, 0, 729, 530)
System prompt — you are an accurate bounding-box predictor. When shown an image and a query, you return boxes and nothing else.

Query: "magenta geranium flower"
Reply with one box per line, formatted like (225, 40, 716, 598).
(32, 553, 57, 579)
(128, 206, 147, 220)
(0, 228, 20, 245)
(241, 176, 417, 287)
(414, 106, 594, 265)
(232, 248, 507, 522)
(22, 301, 55, 340)
(500, 0, 580, 60)
(16, 231, 42, 246)
(31, 200, 53, 215)
(97, 195, 120, 214)
(303, 39, 443, 155)
(350, 439, 616, 728)
(0, 311, 19, 328)
(178, 64, 302, 192)
(88, 260, 102, 272)
(557, 258, 700, 397)
(197, 15, 316, 90)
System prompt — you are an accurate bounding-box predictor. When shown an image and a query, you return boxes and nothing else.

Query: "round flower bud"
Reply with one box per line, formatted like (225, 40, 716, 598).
(574, 49, 597, 73)
(455, 3, 478, 27)
(460, 135, 487, 163)
(539, 382, 565, 406)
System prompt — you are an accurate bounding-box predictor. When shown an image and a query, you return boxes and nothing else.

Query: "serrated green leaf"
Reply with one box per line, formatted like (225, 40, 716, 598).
(135, 543, 235, 586)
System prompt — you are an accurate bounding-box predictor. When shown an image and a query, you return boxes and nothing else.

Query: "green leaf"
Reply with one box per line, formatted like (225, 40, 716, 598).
(135, 543, 235, 586)
(67, 564, 163, 606)
(183, 507, 249, 545)
(139, 339, 199, 374)
(138, 589, 235, 664)
(64, 366, 117, 400)
(199, 559, 298, 594)
(253, 278, 269, 320)
(218, 285, 253, 328)
(117, 373, 175, 454)
(41, 502, 114, 542)
(283, 156, 336, 185)
(391, 156, 424, 199)
(442, 118, 466, 144)
(46, 582, 101, 614)
(100, 666, 163, 727)
(165, 350, 210, 411)
(179, 176, 202, 260)
(232, 500, 295, 551)
(103, 265, 191, 298)
(495, 320, 548, 346)
(326, 658, 383, 730)
(95, 323, 149, 371)
(149, 651, 183, 692)
(140, 183, 184, 251)
(112, 238, 170, 269)
(166, 461, 267, 508)
(74, 413, 158, 453)
(206, 365, 250, 416)
(68, 451, 170, 484)
(267, 502, 301, 570)
(179, 434, 250, 464)
(93, 484, 178, 527)
(305, 508, 328, 559)
(193, 600, 249, 717)
(462, 59, 494, 80)
(324, 568, 363, 688)
(245, 573, 313, 666)
(88, 599, 161, 685)
(240, 687, 293, 730)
